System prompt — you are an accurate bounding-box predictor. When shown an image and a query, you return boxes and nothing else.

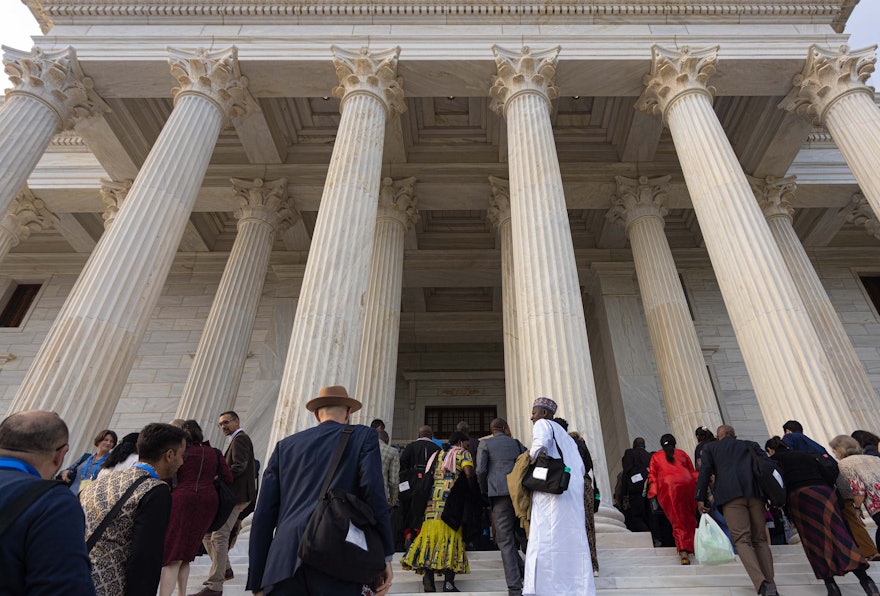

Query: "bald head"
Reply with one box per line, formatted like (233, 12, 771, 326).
(0, 410, 69, 478)
(717, 424, 736, 440)
(418, 425, 433, 438)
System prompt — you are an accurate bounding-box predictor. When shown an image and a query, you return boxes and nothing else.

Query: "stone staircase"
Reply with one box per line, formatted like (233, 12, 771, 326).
(185, 530, 874, 595)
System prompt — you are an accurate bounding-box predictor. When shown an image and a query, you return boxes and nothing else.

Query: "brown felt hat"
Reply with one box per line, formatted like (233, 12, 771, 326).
(305, 385, 362, 413)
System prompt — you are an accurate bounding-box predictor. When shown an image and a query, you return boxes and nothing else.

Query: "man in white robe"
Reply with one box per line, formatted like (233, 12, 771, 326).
(523, 397, 595, 596)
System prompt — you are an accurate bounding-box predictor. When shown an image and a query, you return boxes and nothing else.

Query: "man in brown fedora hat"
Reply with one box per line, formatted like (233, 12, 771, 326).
(247, 385, 394, 596)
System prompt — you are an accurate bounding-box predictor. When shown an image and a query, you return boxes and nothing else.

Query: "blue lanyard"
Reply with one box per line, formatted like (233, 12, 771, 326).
(81, 454, 108, 480)
(133, 463, 159, 479)
(0, 457, 41, 478)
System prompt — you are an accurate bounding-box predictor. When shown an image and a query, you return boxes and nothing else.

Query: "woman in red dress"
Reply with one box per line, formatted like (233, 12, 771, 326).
(159, 420, 233, 596)
(647, 433, 699, 565)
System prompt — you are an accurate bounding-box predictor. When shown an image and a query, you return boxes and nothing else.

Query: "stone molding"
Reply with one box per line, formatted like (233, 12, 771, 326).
(377, 176, 419, 230)
(168, 46, 251, 121)
(27, 1, 856, 27)
(608, 175, 671, 231)
(1, 188, 54, 245)
(748, 175, 797, 221)
(2, 46, 108, 131)
(637, 45, 718, 122)
(99, 178, 133, 228)
(489, 45, 560, 117)
(843, 192, 880, 240)
(780, 45, 877, 127)
(331, 46, 405, 116)
(486, 176, 510, 229)
(230, 177, 298, 231)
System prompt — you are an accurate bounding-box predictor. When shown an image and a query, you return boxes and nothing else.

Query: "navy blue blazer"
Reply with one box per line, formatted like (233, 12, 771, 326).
(246, 421, 393, 591)
(695, 437, 764, 508)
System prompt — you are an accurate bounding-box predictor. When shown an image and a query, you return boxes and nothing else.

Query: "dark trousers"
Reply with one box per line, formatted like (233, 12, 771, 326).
(269, 565, 364, 596)
(624, 493, 652, 533)
(722, 497, 775, 592)
(490, 495, 524, 595)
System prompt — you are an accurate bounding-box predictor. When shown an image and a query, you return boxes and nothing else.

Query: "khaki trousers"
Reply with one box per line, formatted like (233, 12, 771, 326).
(721, 497, 775, 592)
(842, 498, 879, 559)
(203, 501, 249, 591)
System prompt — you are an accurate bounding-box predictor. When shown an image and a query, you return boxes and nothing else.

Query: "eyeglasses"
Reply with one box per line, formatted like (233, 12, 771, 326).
(218, 419, 234, 427)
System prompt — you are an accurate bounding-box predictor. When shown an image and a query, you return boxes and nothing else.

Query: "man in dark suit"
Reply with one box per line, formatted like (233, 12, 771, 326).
(476, 417, 525, 596)
(247, 385, 394, 596)
(0, 410, 94, 595)
(194, 410, 256, 595)
(398, 424, 441, 546)
(696, 424, 778, 596)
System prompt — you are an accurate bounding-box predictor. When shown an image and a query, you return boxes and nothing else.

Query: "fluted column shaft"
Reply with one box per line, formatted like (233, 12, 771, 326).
(270, 47, 404, 447)
(754, 180, 880, 431)
(0, 47, 106, 221)
(353, 179, 417, 435)
(824, 93, 880, 219)
(178, 179, 293, 447)
(488, 178, 527, 443)
(491, 46, 623, 531)
(640, 46, 856, 441)
(610, 179, 722, 456)
(9, 47, 247, 457)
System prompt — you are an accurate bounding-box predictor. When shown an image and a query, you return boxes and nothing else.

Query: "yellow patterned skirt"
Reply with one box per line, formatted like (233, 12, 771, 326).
(400, 519, 470, 575)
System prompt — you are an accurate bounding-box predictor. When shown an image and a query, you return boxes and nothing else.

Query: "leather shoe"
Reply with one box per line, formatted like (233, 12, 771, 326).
(758, 581, 778, 596)
(188, 589, 222, 596)
(224, 568, 234, 580)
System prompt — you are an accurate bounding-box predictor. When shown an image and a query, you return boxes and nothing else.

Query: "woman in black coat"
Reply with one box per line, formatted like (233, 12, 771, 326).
(765, 437, 879, 596)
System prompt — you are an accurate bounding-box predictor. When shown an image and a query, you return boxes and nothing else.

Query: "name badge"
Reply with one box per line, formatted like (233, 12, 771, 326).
(630, 473, 644, 484)
(345, 521, 368, 551)
(398, 480, 410, 492)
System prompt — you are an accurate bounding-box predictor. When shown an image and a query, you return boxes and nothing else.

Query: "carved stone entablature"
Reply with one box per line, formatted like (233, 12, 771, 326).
(231, 178, 298, 232)
(637, 45, 718, 122)
(168, 46, 251, 122)
(607, 175, 671, 231)
(2, 46, 108, 131)
(486, 176, 511, 230)
(748, 175, 797, 221)
(331, 46, 405, 116)
(377, 177, 419, 231)
(27, 1, 857, 28)
(489, 45, 560, 117)
(1, 188, 54, 245)
(843, 192, 880, 240)
(780, 45, 876, 127)
(99, 178, 133, 228)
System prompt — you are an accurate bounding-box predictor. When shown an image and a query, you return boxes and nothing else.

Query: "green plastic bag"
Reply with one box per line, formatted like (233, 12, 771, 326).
(694, 513, 735, 565)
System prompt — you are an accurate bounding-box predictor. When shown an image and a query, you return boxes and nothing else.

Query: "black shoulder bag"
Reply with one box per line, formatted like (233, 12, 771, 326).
(208, 447, 237, 532)
(522, 425, 571, 495)
(749, 444, 786, 507)
(298, 425, 386, 584)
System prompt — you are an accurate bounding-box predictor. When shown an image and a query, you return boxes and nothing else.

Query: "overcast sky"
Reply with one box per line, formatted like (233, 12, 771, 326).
(0, 1, 878, 88)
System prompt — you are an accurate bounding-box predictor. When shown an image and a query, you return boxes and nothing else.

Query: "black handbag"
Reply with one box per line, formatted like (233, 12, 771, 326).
(522, 426, 571, 495)
(208, 447, 237, 532)
(298, 425, 386, 585)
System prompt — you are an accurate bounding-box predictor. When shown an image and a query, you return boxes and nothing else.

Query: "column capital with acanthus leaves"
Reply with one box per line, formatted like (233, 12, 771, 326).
(487, 176, 511, 230)
(636, 45, 719, 123)
(168, 46, 251, 123)
(331, 46, 406, 116)
(748, 175, 797, 222)
(231, 178, 298, 232)
(2, 46, 109, 131)
(489, 45, 560, 118)
(607, 175, 671, 232)
(377, 177, 419, 231)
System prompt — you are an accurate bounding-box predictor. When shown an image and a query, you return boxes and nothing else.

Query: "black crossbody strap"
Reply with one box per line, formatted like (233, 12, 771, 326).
(86, 474, 150, 552)
(317, 425, 355, 502)
(549, 425, 566, 465)
(0, 480, 61, 537)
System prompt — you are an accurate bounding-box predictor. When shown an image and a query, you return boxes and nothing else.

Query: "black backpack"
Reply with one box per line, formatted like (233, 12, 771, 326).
(750, 445, 786, 507)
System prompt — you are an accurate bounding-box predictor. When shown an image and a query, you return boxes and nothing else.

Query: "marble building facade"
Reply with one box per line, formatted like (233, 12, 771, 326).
(1, 0, 880, 530)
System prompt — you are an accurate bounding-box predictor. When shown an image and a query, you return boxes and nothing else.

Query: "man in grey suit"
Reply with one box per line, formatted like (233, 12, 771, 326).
(476, 418, 526, 596)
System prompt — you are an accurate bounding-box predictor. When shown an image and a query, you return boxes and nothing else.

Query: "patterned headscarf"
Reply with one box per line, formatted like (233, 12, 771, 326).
(532, 397, 558, 415)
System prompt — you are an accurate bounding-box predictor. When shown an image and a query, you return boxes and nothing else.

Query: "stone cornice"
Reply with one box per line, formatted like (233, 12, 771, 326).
(26, 0, 855, 29)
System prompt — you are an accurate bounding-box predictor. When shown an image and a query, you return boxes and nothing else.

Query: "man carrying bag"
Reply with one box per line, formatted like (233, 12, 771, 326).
(247, 386, 394, 596)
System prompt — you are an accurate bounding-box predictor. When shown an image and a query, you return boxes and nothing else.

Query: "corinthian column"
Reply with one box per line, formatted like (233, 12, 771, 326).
(637, 45, 856, 441)
(0, 47, 107, 218)
(490, 46, 624, 531)
(781, 45, 880, 220)
(843, 193, 880, 240)
(608, 175, 722, 454)
(750, 175, 880, 431)
(9, 47, 250, 457)
(269, 47, 405, 447)
(0, 189, 53, 262)
(487, 176, 527, 444)
(177, 178, 295, 446)
(352, 177, 418, 434)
